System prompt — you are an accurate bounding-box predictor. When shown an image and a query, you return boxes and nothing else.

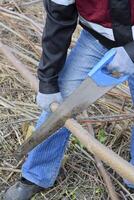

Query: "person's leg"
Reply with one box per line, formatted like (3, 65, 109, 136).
(22, 30, 108, 188)
(21, 30, 108, 188)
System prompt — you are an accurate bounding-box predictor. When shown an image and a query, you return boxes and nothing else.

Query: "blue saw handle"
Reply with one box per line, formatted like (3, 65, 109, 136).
(88, 48, 128, 86)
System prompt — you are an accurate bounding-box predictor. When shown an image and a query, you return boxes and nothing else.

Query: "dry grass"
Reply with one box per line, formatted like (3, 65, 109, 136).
(1, 1, 134, 199)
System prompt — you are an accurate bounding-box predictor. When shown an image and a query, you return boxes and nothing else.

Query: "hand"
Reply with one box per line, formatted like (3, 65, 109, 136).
(107, 47, 134, 75)
(36, 92, 63, 111)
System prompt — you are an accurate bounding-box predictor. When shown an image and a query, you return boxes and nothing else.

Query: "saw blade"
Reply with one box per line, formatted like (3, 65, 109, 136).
(15, 77, 112, 159)
(15, 49, 128, 159)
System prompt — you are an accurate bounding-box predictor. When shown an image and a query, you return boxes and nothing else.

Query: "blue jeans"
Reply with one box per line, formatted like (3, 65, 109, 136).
(22, 30, 134, 188)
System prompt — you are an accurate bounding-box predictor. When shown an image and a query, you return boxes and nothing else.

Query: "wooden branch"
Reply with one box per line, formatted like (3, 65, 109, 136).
(1, 42, 134, 185)
(0, 42, 39, 92)
(65, 118, 134, 184)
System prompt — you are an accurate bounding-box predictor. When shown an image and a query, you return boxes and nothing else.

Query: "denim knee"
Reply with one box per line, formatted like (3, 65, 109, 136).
(58, 30, 108, 99)
(59, 78, 81, 99)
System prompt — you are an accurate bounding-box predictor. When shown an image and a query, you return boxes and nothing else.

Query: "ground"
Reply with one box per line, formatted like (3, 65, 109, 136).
(1, 1, 134, 199)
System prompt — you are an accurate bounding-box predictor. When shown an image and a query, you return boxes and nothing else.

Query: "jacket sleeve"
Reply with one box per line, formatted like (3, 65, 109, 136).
(124, 41, 134, 62)
(38, 0, 78, 94)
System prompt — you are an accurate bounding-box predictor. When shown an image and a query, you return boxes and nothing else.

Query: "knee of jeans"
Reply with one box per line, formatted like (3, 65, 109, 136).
(59, 79, 73, 99)
(59, 78, 81, 99)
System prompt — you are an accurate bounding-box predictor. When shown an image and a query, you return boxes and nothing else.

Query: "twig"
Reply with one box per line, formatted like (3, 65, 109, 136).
(0, 167, 21, 173)
(6, 160, 23, 181)
(67, 163, 104, 185)
(20, 0, 42, 7)
(110, 174, 134, 200)
(120, 191, 128, 200)
(0, 96, 37, 118)
(0, 20, 41, 56)
(12, 0, 22, 13)
(78, 113, 134, 124)
(0, 6, 43, 33)
(9, 47, 39, 66)
(82, 111, 119, 200)
(0, 42, 39, 92)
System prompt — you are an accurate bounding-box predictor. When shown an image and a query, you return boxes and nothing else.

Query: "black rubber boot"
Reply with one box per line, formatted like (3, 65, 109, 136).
(3, 178, 44, 200)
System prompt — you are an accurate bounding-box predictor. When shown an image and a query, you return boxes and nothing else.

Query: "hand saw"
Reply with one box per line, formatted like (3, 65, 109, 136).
(15, 48, 128, 159)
